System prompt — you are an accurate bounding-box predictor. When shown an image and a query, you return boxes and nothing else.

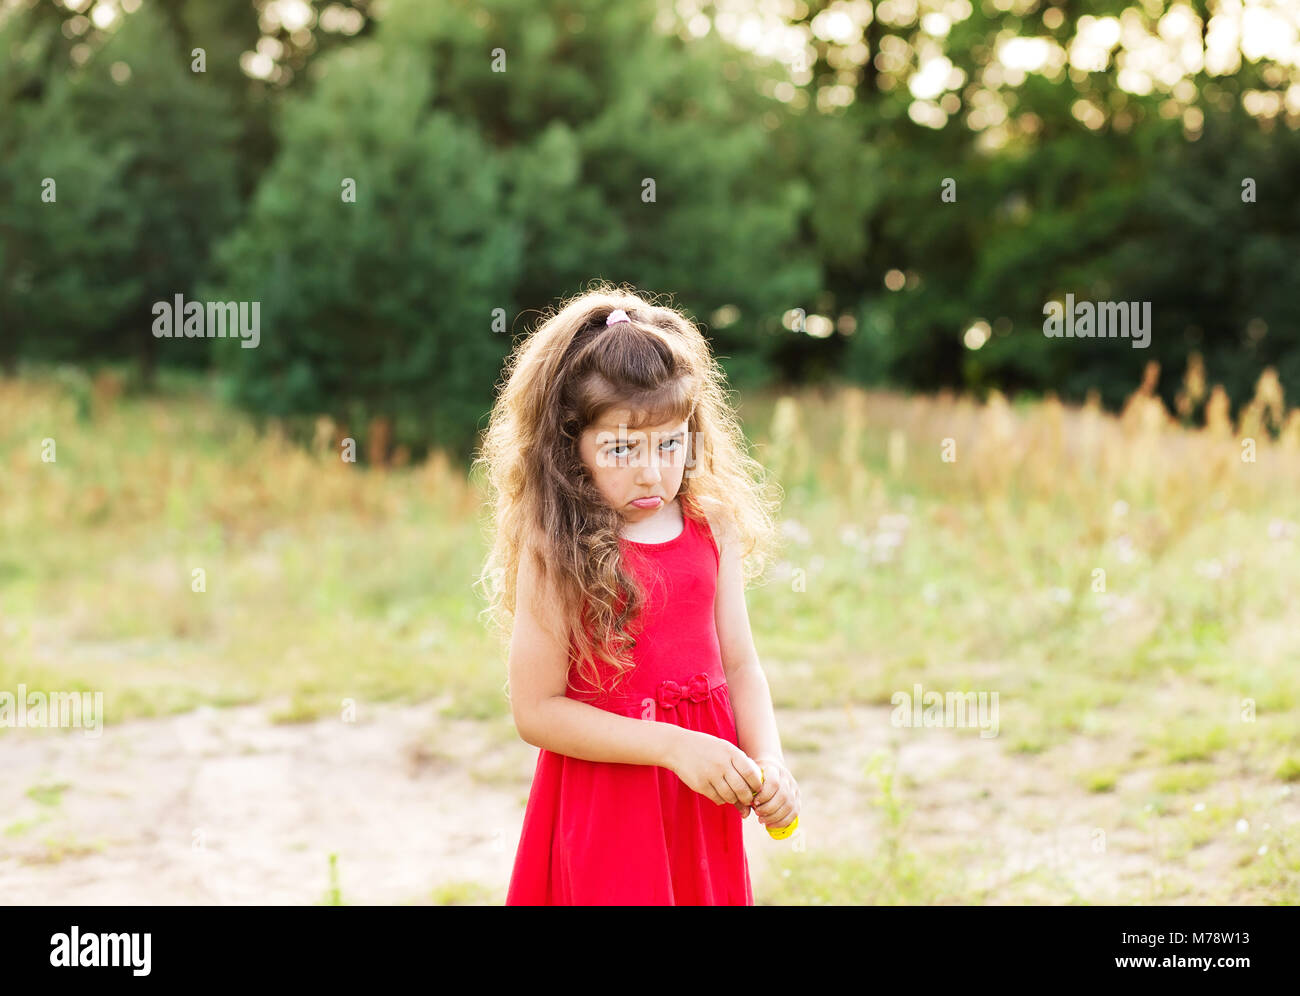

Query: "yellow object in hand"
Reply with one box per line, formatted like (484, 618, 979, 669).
(757, 766, 798, 840)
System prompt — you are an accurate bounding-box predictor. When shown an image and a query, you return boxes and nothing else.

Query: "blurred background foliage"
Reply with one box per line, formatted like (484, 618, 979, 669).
(4, 0, 1300, 904)
(3, 0, 1298, 462)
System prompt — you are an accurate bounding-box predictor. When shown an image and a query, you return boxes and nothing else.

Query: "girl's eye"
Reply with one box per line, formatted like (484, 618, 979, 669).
(606, 439, 681, 459)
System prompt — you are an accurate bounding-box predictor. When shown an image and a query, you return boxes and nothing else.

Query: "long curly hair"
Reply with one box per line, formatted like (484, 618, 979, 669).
(471, 281, 782, 706)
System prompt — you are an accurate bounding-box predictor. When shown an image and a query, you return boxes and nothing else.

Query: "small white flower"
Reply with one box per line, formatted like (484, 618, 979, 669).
(1112, 499, 1129, 518)
(1113, 534, 1137, 563)
(874, 530, 904, 549)
(1267, 519, 1296, 541)
(781, 519, 812, 546)
(1236, 818, 1249, 833)
(1048, 586, 1072, 604)
(1195, 559, 1224, 581)
(1193, 802, 1205, 812)
(1257, 844, 1268, 856)
(839, 525, 871, 553)
(1101, 594, 1139, 624)
(921, 582, 940, 605)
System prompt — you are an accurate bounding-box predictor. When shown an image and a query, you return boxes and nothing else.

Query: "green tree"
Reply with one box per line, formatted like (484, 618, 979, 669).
(790, 0, 1300, 412)
(0, 2, 242, 382)
(209, 0, 824, 459)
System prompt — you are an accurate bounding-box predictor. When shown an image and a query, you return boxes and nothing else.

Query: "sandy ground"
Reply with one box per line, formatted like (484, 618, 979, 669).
(1, 698, 1291, 904)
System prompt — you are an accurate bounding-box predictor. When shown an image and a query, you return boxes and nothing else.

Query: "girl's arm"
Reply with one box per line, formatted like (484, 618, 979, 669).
(713, 523, 785, 766)
(508, 544, 689, 768)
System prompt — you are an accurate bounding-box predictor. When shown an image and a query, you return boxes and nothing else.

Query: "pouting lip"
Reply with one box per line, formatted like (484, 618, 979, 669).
(628, 496, 663, 505)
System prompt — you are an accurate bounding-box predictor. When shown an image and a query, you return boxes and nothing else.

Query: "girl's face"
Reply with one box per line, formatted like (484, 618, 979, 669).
(578, 410, 690, 520)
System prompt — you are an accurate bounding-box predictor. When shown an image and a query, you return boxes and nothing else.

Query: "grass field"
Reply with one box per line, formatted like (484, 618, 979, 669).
(2, 361, 1298, 904)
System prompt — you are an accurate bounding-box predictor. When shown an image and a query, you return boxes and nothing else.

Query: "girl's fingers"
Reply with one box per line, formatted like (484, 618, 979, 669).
(756, 792, 788, 820)
(712, 776, 739, 807)
(753, 780, 780, 809)
(732, 757, 764, 801)
(720, 768, 749, 806)
(764, 800, 795, 827)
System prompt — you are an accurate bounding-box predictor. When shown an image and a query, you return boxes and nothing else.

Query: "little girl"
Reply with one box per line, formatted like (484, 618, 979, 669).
(474, 283, 801, 905)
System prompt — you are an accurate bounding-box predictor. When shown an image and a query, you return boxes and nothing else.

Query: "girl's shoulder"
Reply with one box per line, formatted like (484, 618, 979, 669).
(686, 494, 734, 563)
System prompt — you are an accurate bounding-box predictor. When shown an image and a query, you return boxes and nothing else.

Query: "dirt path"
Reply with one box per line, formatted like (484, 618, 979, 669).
(2, 700, 1287, 904)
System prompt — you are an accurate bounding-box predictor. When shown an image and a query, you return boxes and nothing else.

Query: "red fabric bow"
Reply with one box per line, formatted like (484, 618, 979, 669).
(657, 673, 711, 710)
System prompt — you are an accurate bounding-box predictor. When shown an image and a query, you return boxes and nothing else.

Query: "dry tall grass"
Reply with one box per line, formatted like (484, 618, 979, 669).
(757, 357, 1300, 550)
(0, 374, 475, 545)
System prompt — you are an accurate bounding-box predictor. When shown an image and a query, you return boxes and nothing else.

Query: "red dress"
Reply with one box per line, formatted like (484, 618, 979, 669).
(506, 496, 753, 905)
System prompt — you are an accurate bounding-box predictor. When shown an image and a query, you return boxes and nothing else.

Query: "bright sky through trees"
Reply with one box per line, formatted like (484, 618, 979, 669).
(692, 0, 1300, 139)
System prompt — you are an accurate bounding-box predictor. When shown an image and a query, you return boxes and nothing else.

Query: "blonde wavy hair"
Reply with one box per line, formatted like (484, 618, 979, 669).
(471, 281, 782, 707)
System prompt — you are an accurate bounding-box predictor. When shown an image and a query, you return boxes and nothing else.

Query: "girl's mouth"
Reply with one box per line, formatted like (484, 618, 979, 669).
(629, 497, 662, 509)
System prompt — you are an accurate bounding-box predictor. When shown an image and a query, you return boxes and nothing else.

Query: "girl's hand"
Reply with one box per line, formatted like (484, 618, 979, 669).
(749, 756, 800, 830)
(668, 729, 764, 809)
